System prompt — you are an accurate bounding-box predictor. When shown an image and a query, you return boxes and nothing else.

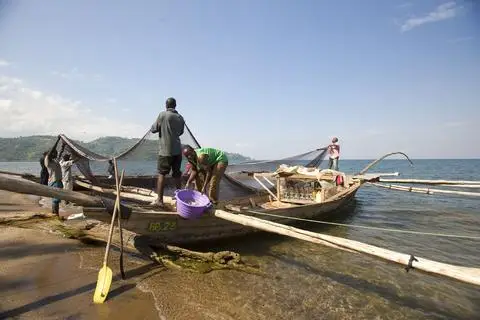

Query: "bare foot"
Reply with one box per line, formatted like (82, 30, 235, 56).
(153, 201, 165, 209)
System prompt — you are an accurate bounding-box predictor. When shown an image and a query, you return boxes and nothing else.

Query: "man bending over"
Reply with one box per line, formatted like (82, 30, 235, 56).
(183, 145, 229, 204)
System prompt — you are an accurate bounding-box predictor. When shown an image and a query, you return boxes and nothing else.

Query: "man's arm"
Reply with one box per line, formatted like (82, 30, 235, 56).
(48, 136, 61, 156)
(179, 117, 185, 136)
(198, 155, 213, 193)
(151, 113, 164, 135)
(185, 166, 198, 188)
(46, 136, 61, 166)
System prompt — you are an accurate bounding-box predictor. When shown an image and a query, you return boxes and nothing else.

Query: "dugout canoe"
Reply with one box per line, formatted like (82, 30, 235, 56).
(82, 172, 365, 245)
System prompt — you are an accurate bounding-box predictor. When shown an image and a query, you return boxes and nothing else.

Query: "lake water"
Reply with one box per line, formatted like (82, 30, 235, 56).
(1, 159, 480, 319)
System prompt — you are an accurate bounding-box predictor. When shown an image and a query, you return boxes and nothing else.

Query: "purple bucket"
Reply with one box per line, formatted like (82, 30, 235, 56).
(174, 189, 212, 219)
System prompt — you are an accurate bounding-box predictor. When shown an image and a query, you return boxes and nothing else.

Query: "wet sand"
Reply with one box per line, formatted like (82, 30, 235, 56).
(1, 186, 479, 320)
(0, 190, 160, 320)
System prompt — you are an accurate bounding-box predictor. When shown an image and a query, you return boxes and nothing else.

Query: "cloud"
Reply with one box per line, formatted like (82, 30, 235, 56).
(51, 68, 103, 82)
(0, 99, 12, 110)
(106, 98, 117, 104)
(0, 59, 10, 67)
(51, 68, 84, 80)
(0, 75, 145, 140)
(400, 2, 461, 32)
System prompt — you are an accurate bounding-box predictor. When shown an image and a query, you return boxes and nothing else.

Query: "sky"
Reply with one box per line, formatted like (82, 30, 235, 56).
(0, 0, 479, 159)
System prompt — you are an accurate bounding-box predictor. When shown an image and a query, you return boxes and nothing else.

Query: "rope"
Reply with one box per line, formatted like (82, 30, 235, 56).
(244, 209, 480, 240)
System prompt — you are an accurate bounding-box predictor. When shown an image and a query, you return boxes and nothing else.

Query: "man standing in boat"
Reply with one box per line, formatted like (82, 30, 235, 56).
(151, 97, 185, 208)
(182, 145, 229, 205)
(328, 137, 340, 171)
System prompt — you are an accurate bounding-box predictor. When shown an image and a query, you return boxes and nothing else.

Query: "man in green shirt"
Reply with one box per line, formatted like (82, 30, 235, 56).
(182, 145, 229, 204)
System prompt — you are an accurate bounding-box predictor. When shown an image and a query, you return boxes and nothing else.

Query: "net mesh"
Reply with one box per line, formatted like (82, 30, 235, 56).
(55, 123, 329, 199)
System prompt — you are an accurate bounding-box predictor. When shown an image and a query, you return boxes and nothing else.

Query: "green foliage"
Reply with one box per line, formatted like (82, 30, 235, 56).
(0, 135, 253, 162)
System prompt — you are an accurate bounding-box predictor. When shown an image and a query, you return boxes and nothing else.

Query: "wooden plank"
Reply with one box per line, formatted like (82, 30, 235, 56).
(379, 178, 480, 185)
(0, 173, 103, 207)
(215, 210, 480, 287)
(253, 176, 278, 201)
(75, 180, 160, 203)
(371, 183, 480, 197)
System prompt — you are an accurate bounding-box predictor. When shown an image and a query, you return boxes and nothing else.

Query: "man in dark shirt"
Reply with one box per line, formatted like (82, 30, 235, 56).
(39, 151, 49, 185)
(150, 97, 185, 207)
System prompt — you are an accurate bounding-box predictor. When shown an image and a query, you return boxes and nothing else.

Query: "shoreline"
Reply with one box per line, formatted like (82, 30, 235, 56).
(0, 189, 162, 319)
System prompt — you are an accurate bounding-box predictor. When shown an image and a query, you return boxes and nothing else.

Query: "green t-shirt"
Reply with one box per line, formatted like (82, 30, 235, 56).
(195, 147, 228, 167)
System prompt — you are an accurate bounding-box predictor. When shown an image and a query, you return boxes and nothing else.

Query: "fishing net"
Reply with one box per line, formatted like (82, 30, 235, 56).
(55, 123, 329, 199)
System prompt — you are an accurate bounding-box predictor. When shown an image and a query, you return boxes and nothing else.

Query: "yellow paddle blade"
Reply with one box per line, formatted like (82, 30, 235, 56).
(93, 264, 113, 304)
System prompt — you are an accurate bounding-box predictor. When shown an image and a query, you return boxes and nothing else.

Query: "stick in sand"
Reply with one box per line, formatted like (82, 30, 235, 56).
(93, 158, 124, 304)
(113, 159, 126, 280)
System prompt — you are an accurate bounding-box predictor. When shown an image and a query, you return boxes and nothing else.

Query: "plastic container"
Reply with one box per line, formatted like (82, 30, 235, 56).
(174, 189, 212, 219)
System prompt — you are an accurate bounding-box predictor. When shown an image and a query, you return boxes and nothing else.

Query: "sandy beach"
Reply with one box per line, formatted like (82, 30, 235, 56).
(1, 174, 480, 320)
(0, 190, 161, 320)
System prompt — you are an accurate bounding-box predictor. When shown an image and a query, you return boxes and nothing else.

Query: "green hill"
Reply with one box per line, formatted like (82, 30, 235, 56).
(0, 135, 253, 163)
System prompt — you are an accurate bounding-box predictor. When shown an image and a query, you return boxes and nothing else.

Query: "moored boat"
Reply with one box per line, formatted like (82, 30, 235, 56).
(82, 168, 369, 245)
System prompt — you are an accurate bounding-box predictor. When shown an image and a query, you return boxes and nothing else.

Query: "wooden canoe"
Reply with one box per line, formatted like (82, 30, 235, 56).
(82, 177, 363, 245)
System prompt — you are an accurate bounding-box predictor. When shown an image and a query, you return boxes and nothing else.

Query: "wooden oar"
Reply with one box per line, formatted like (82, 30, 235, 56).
(215, 210, 480, 287)
(113, 159, 126, 280)
(93, 163, 124, 304)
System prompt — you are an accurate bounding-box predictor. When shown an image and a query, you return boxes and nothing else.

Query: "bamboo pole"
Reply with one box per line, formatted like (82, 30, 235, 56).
(379, 178, 480, 185)
(75, 180, 157, 203)
(437, 184, 480, 189)
(0, 170, 33, 177)
(371, 183, 480, 197)
(75, 177, 157, 196)
(215, 210, 480, 286)
(0, 173, 103, 207)
(359, 152, 413, 175)
(214, 210, 354, 252)
(253, 176, 278, 201)
(353, 172, 400, 180)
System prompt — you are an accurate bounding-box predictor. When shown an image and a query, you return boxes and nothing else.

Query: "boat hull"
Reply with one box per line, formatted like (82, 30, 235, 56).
(83, 183, 361, 245)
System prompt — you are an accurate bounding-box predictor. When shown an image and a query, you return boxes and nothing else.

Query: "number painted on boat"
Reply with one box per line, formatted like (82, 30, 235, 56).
(148, 221, 177, 232)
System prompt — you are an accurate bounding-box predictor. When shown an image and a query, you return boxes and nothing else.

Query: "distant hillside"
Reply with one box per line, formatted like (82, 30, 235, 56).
(0, 136, 253, 162)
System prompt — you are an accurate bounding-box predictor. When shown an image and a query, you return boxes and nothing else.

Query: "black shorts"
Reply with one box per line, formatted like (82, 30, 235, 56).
(157, 155, 182, 177)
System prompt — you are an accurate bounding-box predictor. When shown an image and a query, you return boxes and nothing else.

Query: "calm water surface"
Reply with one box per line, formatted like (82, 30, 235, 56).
(1, 159, 479, 319)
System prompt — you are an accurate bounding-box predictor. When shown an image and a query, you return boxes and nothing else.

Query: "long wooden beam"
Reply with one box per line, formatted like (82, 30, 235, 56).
(75, 180, 158, 203)
(215, 210, 480, 287)
(371, 183, 480, 197)
(379, 178, 480, 185)
(0, 173, 103, 207)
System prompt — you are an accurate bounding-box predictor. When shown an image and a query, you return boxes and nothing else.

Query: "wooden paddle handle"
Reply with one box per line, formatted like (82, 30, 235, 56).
(102, 158, 122, 265)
